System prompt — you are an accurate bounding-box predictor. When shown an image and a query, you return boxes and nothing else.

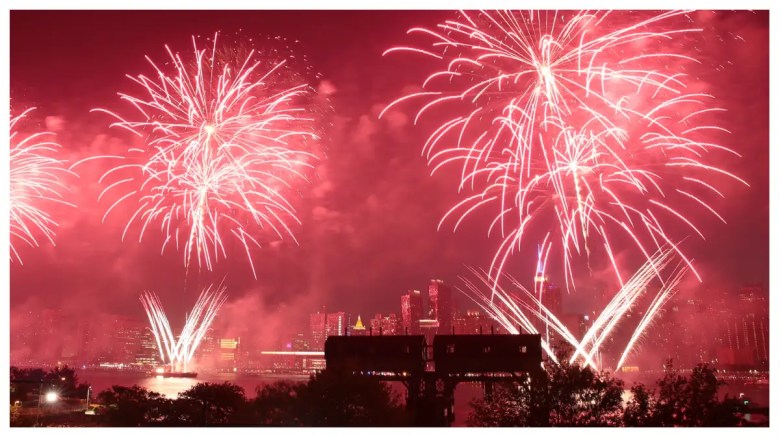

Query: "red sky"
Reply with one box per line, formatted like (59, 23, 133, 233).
(9, 10, 769, 338)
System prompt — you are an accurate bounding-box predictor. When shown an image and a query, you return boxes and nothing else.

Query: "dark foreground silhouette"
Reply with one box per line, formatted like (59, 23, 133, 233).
(10, 360, 763, 427)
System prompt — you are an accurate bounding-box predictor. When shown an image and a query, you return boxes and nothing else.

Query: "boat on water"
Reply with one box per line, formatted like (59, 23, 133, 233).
(150, 367, 197, 378)
(155, 371, 198, 378)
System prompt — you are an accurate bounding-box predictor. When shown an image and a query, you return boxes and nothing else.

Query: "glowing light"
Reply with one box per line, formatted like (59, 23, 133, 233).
(9, 108, 76, 264)
(140, 283, 227, 373)
(45, 391, 58, 403)
(385, 10, 745, 289)
(89, 34, 320, 277)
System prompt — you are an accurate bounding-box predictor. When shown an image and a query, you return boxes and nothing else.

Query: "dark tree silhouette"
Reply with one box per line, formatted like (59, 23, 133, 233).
(252, 381, 306, 426)
(249, 372, 410, 426)
(625, 361, 744, 426)
(292, 370, 409, 426)
(468, 356, 624, 427)
(10, 366, 90, 408)
(96, 385, 168, 426)
(178, 382, 248, 426)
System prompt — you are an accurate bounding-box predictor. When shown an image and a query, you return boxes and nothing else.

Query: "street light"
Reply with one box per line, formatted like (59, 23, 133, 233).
(85, 385, 92, 412)
(36, 384, 59, 426)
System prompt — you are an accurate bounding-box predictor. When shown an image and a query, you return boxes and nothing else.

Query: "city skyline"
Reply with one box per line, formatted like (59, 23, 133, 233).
(5, 7, 773, 429)
(8, 9, 769, 391)
(11, 278, 769, 373)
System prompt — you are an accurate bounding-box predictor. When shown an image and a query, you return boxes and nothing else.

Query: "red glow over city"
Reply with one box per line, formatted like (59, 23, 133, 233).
(8, 9, 769, 428)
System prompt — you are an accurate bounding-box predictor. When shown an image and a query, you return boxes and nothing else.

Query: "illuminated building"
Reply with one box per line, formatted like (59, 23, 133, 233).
(453, 310, 495, 335)
(260, 351, 326, 372)
(531, 245, 563, 349)
(310, 310, 327, 350)
(719, 313, 769, 369)
(326, 312, 348, 338)
(351, 315, 368, 336)
(135, 328, 159, 366)
(401, 290, 423, 335)
(428, 279, 454, 334)
(292, 333, 310, 351)
(310, 310, 349, 349)
(112, 315, 146, 365)
(370, 313, 399, 336)
(218, 337, 240, 371)
(195, 327, 217, 363)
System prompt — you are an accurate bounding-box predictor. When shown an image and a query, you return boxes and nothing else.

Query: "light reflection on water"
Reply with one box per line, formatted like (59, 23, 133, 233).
(143, 376, 200, 399)
(79, 370, 311, 399)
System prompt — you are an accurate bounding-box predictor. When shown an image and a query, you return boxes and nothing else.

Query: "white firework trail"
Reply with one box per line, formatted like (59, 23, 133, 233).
(140, 283, 227, 372)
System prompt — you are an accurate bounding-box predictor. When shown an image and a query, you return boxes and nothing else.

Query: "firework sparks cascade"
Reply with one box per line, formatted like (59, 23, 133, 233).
(10, 108, 75, 264)
(140, 284, 227, 372)
(91, 35, 320, 277)
(384, 10, 747, 288)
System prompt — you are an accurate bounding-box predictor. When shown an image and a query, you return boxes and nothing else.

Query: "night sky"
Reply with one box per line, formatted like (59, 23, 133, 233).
(9, 10, 769, 344)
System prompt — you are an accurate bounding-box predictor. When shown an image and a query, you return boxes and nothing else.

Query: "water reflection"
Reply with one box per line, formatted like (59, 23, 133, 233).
(142, 376, 200, 399)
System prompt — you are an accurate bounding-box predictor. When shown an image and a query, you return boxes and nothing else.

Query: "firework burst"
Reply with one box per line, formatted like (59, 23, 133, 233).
(10, 108, 75, 264)
(384, 10, 746, 289)
(459, 245, 686, 370)
(140, 284, 227, 373)
(92, 35, 320, 277)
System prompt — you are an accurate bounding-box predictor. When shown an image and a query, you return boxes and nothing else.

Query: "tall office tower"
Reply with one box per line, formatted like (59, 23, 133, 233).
(401, 290, 423, 335)
(310, 310, 327, 350)
(428, 279, 454, 334)
(326, 312, 348, 337)
(136, 328, 160, 366)
(370, 313, 400, 336)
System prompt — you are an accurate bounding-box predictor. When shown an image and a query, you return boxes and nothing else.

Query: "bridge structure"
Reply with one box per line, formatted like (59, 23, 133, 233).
(324, 334, 544, 426)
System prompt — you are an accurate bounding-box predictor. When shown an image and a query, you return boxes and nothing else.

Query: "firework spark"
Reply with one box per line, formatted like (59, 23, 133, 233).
(10, 108, 75, 264)
(459, 245, 686, 370)
(385, 10, 746, 289)
(91, 35, 319, 277)
(140, 284, 227, 373)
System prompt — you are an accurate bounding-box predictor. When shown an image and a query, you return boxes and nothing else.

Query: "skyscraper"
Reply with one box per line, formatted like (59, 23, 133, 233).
(370, 313, 400, 336)
(310, 310, 349, 349)
(428, 279, 454, 334)
(310, 311, 327, 350)
(401, 290, 423, 335)
(326, 312, 348, 337)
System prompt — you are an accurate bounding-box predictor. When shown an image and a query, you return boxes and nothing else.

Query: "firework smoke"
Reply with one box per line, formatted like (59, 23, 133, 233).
(10, 108, 75, 264)
(385, 10, 746, 289)
(140, 284, 227, 372)
(90, 34, 320, 277)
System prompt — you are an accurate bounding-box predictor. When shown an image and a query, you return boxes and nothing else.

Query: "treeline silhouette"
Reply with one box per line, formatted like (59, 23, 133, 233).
(468, 359, 754, 426)
(10, 359, 759, 427)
